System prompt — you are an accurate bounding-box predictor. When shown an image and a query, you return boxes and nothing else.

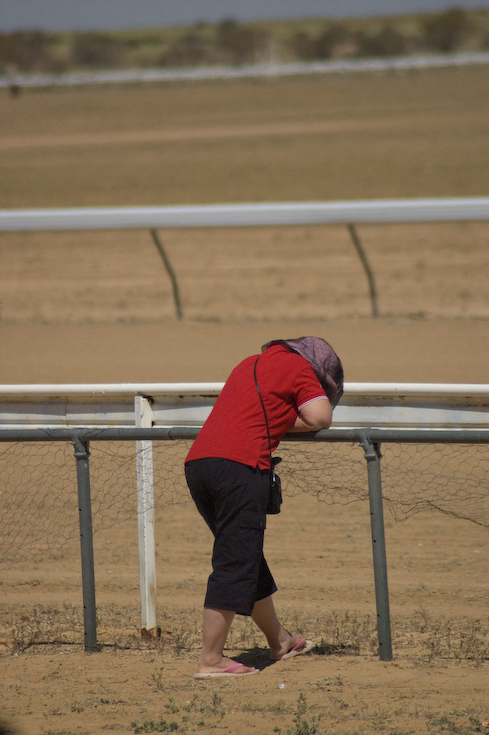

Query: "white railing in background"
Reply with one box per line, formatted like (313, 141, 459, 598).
(2, 198, 488, 319)
(1, 198, 489, 230)
(2, 51, 489, 90)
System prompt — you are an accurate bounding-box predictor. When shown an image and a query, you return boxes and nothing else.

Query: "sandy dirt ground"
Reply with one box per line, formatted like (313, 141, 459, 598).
(1, 67, 489, 735)
(1, 490, 488, 735)
(1, 317, 488, 735)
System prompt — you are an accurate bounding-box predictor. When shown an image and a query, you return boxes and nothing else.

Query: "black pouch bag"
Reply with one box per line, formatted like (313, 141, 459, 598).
(254, 357, 283, 515)
(268, 457, 283, 515)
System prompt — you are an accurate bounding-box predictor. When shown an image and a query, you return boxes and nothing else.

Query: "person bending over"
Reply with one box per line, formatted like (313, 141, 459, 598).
(184, 336, 344, 678)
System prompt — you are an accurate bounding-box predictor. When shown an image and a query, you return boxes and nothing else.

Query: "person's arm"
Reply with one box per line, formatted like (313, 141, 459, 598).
(290, 397, 332, 433)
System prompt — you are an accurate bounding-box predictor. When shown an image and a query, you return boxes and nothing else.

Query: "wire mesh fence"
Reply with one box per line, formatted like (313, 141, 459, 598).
(1, 434, 488, 570)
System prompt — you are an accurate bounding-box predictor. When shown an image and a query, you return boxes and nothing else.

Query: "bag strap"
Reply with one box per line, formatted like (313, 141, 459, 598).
(253, 356, 273, 470)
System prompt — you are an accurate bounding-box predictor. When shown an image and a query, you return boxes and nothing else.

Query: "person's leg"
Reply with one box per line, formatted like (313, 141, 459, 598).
(197, 607, 256, 674)
(186, 460, 265, 675)
(251, 596, 310, 659)
(202, 461, 270, 615)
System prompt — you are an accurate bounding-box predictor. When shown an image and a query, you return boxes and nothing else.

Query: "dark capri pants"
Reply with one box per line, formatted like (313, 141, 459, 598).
(184, 457, 277, 616)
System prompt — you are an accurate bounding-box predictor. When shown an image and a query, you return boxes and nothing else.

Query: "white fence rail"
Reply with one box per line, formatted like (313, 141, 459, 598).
(2, 51, 489, 90)
(1, 198, 489, 231)
(1, 382, 489, 431)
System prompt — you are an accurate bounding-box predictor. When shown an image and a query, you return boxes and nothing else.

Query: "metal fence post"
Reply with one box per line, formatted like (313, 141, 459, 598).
(73, 432, 98, 653)
(359, 431, 393, 661)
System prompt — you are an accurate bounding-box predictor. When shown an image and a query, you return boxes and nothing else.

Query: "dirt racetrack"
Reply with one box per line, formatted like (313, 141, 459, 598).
(1, 65, 489, 735)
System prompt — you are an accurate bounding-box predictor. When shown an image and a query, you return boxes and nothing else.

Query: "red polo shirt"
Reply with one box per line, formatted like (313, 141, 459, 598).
(185, 344, 326, 469)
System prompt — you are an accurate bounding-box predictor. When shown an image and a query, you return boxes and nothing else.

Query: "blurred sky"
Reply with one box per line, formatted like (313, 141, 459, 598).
(1, 0, 489, 32)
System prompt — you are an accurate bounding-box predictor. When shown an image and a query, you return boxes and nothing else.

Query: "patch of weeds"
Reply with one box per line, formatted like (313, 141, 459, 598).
(70, 701, 84, 713)
(452, 620, 489, 666)
(228, 615, 260, 650)
(473, 717, 488, 732)
(11, 614, 42, 651)
(7, 603, 82, 651)
(285, 694, 320, 735)
(131, 720, 179, 733)
(151, 668, 165, 692)
(164, 698, 179, 715)
(240, 702, 261, 713)
(413, 613, 489, 664)
(81, 697, 117, 707)
(98, 605, 201, 653)
(242, 699, 292, 715)
(311, 675, 343, 690)
(132, 693, 225, 733)
(280, 609, 374, 657)
(313, 639, 357, 656)
(173, 630, 194, 656)
(182, 694, 199, 713)
(45, 731, 89, 735)
(366, 709, 391, 730)
(41, 663, 63, 680)
(425, 711, 485, 734)
(411, 608, 429, 633)
(193, 692, 224, 718)
(427, 713, 457, 730)
(329, 697, 348, 711)
(269, 700, 293, 716)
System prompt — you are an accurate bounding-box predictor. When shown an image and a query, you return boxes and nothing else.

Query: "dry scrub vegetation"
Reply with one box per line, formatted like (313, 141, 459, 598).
(2, 9, 489, 76)
(3, 602, 489, 666)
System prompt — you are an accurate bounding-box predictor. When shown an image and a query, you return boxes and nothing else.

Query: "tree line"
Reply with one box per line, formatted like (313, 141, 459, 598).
(1, 8, 488, 75)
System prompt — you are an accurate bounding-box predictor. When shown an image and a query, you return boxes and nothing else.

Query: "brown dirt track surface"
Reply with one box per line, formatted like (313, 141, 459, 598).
(1, 66, 489, 735)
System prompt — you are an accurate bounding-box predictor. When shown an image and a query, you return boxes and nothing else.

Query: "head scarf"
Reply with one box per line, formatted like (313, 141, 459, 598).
(262, 336, 344, 408)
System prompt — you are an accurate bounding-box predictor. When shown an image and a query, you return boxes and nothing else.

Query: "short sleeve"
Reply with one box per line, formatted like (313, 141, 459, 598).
(290, 363, 326, 409)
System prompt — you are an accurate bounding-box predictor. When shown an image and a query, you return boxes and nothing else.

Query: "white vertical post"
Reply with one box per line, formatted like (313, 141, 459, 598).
(135, 395, 158, 638)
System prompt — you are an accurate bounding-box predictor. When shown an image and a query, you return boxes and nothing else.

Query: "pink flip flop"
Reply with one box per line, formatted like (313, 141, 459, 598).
(193, 662, 259, 679)
(274, 637, 314, 661)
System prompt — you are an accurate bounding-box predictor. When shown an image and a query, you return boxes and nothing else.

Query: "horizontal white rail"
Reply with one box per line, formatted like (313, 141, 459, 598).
(1, 383, 488, 431)
(1, 198, 489, 232)
(345, 383, 489, 396)
(1, 382, 489, 398)
(2, 52, 489, 89)
(0, 383, 224, 397)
